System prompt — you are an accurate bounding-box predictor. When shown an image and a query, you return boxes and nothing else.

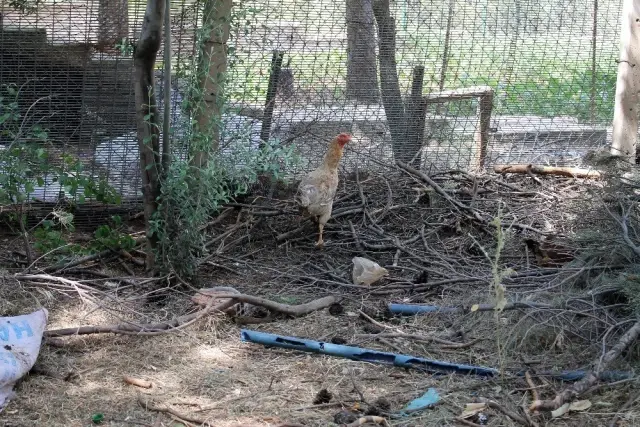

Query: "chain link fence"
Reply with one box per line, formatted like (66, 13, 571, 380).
(0, 0, 623, 210)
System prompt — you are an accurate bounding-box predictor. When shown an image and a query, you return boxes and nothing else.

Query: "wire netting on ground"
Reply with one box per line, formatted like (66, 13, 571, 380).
(0, 0, 623, 215)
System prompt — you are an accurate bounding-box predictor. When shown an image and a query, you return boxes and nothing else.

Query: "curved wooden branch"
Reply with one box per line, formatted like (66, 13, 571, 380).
(44, 293, 338, 337)
(207, 294, 339, 317)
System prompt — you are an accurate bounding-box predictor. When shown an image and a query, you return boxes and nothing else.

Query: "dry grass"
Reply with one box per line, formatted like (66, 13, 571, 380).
(1, 165, 640, 427)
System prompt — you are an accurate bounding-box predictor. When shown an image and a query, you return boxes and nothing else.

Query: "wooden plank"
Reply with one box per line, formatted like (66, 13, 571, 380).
(423, 85, 494, 103)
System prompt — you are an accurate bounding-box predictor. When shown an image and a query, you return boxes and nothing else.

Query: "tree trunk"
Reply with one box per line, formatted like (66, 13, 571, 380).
(191, 0, 232, 168)
(611, 0, 640, 163)
(98, 0, 129, 49)
(346, 0, 380, 103)
(133, 0, 164, 271)
(372, 0, 408, 162)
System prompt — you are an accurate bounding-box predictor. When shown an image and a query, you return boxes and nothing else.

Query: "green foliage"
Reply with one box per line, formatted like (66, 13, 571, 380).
(114, 38, 135, 57)
(90, 217, 136, 253)
(33, 220, 68, 256)
(0, 83, 121, 208)
(32, 214, 135, 262)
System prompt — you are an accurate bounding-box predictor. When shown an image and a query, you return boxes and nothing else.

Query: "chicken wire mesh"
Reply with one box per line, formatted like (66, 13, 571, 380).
(0, 0, 623, 215)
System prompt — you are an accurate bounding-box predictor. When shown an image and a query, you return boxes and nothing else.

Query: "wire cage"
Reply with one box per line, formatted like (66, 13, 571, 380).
(0, 0, 623, 213)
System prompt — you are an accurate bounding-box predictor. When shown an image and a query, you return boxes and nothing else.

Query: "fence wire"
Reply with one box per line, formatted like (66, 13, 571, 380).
(0, 0, 623, 214)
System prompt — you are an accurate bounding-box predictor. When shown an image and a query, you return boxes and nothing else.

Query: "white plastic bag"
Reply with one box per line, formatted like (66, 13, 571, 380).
(0, 308, 48, 412)
(352, 257, 389, 286)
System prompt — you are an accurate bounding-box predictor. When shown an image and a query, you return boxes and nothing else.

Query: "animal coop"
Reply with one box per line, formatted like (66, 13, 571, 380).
(0, 0, 623, 208)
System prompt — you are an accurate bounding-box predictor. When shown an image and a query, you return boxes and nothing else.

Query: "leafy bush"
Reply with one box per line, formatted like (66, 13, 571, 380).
(149, 8, 302, 279)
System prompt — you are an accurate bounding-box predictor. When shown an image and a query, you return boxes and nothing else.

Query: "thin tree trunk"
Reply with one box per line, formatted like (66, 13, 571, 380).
(162, 0, 171, 173)
(346, 0, 380, 103)
(611, 0, 640, 163)
(134, 0, 165, 271)
(191, 0, 232, 168)
(372, 0, 407, 162)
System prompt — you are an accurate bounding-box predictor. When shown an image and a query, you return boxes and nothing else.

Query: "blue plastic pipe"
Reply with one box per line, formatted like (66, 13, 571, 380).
(388, 302, 554, 316)
(240, 329, 498, 377)
(389, 304, 461, 315)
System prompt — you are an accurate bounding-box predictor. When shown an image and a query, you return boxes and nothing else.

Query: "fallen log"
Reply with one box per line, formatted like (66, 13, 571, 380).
(494, 164, 601, 179)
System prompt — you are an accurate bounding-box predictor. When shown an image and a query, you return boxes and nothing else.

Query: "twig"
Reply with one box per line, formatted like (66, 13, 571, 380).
(357, 309, 400, 332)
(479, 398, 533, 426)
(355, 332, 476, 348)
(608, 389, 640, 427)
(396, 160, 547, 234)
(525, 371, 540, 403)
(531, 318, 640, 412)
(494, 164, 602, 179)
(346, 415, 390, 427)
(139, 396, 211, 426)
(454, 418, 483, 427)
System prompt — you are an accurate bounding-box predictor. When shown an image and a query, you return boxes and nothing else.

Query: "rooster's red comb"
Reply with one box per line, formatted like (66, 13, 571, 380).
(336, 133, 352, 146)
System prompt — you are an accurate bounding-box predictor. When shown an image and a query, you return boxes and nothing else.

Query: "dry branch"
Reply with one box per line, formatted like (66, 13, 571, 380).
(494, 164, 601, 179)
(530, 319, 640, 412)
(204, 293, 339, 317)
(124, 375, 153, 388)
(347, 415, 390, 426)
(139, 396, 211, 426)
(139, 396, 303, 427)
(45, 292, 238, 337)
(397, 160, 546, 234)
(479, 398, 534, 426)
(44, 292, 337, 337)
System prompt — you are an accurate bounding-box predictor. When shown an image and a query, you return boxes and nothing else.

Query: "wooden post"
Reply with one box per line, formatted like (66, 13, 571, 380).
(407, 65, 426, 166)
(590, 0, 598, 124)
(473, 89, 494, 172)
(259, 50, 284, 145)
(410, 65, 425, 101)
(611, 0, 640, 163)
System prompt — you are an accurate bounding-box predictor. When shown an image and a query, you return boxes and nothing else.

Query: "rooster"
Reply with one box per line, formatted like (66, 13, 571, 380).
(295, 133, 352, 247)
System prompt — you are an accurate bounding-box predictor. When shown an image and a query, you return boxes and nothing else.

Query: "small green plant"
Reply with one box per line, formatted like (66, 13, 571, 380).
(0, 82, 121, 264)
(33, 221, 68, 256)
(468, 206, 515, 376)
(90, 216, 136, 252)
(32, 211, 77, 261)
(114, 37, 135, 57)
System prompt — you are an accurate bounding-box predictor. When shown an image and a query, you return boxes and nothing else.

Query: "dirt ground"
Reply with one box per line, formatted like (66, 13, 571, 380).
(1, 165, 639, 427)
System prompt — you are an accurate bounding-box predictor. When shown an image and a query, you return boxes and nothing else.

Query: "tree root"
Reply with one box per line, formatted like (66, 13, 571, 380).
(530, 319, 640, 412)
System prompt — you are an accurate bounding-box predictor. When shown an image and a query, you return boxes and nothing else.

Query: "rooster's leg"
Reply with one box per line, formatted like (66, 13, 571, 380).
(315, 223, 324, 248)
